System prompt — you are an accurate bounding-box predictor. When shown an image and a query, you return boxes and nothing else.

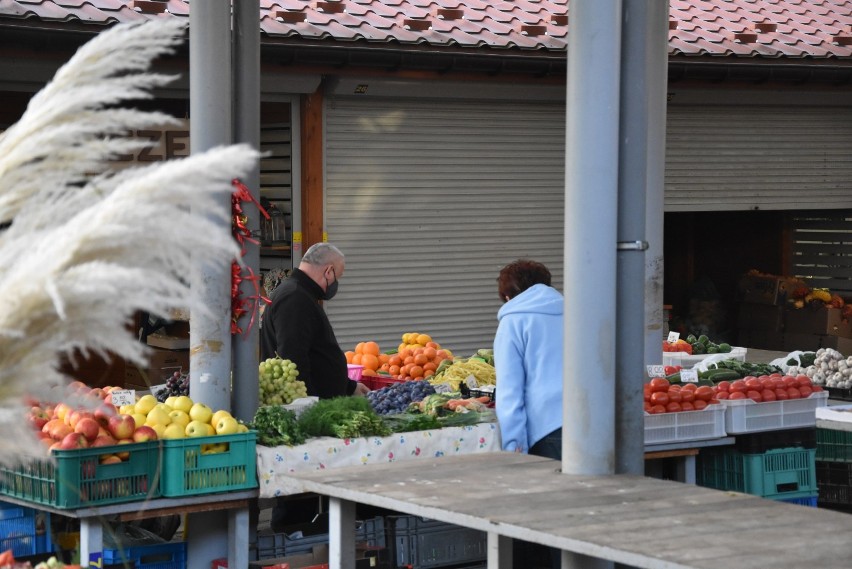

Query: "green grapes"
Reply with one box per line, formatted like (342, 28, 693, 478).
(259, 357, 308, 405)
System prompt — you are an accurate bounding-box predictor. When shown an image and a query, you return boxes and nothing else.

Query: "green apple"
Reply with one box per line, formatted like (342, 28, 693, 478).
(215, 416, 239, 435)
(185, 420, 210, 438)
(189, 402, 213, 424)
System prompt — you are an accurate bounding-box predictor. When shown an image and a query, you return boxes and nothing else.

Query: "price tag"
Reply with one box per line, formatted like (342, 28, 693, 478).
(110, 389, 135, 407)
(680, 369, 699, 383)
(646, 365, 665, 378)
(667, 331, 680, 343)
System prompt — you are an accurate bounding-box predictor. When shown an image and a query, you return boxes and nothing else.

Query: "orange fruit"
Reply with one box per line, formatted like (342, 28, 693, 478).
(416, 334, 432, 346)
(388, 365, 400, 376)
(436, 350, 450, 361)
(409, 365, 424, 378)
(423, 347, 437, 360)
(423, 369, 434, 378)
(355, 342, 365, 355)
(378, 353, 391, 365)
(363, 368, 377, 376)
(389, 355, 402, 367)
(423, 362, 437, 372)
(361, 354, 380, 371)
(425, 341, 439, 349)
(414, 354, 429, 366)
(363, 341, 380, 357)
(379, 363, 390, 372)
(403, 356, 415, 366)
(345, 351, 355, 364)
(352, 353, 363, 365)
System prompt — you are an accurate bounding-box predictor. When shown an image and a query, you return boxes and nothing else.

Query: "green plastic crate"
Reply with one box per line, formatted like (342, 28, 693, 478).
(816, 460, 852, 507)
(0, 442, 161, 509)
(159, 431, 257, 497)
(697, 446, 817, 500)
(816, 427, 852, 463)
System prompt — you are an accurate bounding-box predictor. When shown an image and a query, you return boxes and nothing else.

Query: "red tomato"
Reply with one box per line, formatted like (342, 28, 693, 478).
(714, 391, 729, 400)
(770, 373, 782, 379)
(680, 402, 695, 412)
(664, 365, 681, 376)
(680, 389, 696, 403)
(761, 389, 777, 402)
(708, 398, 720, 405)
(668, 384, 682, 392)
(644, 402, 653, 413)
(695, 386, 714, 402)
(783, 376, 798, 388)
(650, 391, 670, 406)
(730, 380, 748, 393)
(644, 391, 651, 402)
(797, 375, 813, 388)
(716, 381, 731, 392)
(773, 378, 786, 390)
(681, 383, 698, 392)
(650, 404, 666, 414)
(747, 390, 763, 403)
(666, 402, 682, 413)
(693, 400, 708, 411)
(799, 385, 813, 398)
(649, 378, 670, 393)
(759, 377, 775, 390)
(787, 387, 802, 399)
(745, 378, 762, 391)
(729, 391, 747, 400)
(812, 385, 824, 392)
(775, 388, 789, 401)
(742, 375, 756, 383)
(781, 375, 795, 384)
(667, 390, 682, 403)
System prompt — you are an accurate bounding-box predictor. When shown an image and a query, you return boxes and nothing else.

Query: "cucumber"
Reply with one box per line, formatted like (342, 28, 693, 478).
(666, 372, 681, 384)
(705, 369, 741, 383)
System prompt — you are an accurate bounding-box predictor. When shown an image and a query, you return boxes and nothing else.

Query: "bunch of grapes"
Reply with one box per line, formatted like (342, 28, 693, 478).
(156, 370, 189, 402)
(367, 380, 436, 415)
(259, 357, 308, 405)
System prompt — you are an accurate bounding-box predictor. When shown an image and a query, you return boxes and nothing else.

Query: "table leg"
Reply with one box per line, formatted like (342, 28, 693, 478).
(228, 505, 249, 569)
(79, 518, 103, 568)
(487, 532, 512, 569)
(329, 497, 355, 569)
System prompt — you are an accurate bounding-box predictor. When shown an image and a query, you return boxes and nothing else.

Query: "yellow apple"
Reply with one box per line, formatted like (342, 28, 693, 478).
(185, 420, 209, 438)
(189, 402, 213, 424)
(119, 404, 136, 415)
(162, 423, 186, 439)
(172, 396, 194, 414)
(131, 413, 147, 429)
(205, 423, 216, 436)
(214, 416, 239, 435)
(168, 410, 190, 428)
(236, 423, 249, 433)
(134, 394, 158, 415)
(144, 406, 171, 428)
(210, 409, 232, 426)
(164, 396, 179, 409)
(150, 423, 168, 439)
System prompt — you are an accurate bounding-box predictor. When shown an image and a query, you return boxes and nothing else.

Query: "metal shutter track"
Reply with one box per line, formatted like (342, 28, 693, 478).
(666, 106, 852, 212)
(325, 97, 565, 355)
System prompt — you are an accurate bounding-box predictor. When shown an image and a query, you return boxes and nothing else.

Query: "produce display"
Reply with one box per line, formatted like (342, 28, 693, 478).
(26, 382, 248, 460)
(428, 350, 496, 392)
(0, 551, 78, 569)
(346, 334, 454, 381)
(666, 359, 782, 384)
(663, 334, 732, 356)
(298, 397, 391, 438)
(788, 283, 849, 313)
(367, 380, 436, 415)
(258, 356, 307, 405)
(249, 405, 306, 447)
(644, 379, 717, 414)
(786, 348, 852, 388)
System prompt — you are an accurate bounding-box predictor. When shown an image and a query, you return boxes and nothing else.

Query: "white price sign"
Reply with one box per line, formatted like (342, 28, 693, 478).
(646, 365, 666, 378)
(109, 389, 135, 407)
(667, 331, 680, 343)
(680, 369, 699, 383)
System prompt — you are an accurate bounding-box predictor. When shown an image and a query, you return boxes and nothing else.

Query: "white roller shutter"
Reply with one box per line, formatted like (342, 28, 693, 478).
(324, 97, 565, 355)
(666, 105, 852, 212)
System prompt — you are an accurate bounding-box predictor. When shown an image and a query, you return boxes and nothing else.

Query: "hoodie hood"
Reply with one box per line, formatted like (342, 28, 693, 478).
(498, 283, 563, 320)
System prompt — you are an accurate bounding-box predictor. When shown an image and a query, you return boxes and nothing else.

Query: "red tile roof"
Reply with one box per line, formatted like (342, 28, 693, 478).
(1, 0, 851, 60)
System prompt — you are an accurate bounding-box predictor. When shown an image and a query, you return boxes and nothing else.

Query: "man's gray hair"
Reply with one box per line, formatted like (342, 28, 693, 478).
(302, 242, 344, 265)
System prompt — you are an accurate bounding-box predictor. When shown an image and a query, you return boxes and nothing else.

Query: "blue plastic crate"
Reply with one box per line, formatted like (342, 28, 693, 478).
(0, 501, 53, 558)
(775, 493, 818, 507)
(103, 540, 186, 569)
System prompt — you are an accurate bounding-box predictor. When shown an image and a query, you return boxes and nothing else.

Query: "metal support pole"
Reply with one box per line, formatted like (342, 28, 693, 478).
(189, 0, 233, 412)
(232, 0, 261, 424)
(644, 3, 671, 390)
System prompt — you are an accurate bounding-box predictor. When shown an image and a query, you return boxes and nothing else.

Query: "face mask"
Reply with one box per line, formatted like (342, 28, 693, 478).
(323, 267, 339, 300)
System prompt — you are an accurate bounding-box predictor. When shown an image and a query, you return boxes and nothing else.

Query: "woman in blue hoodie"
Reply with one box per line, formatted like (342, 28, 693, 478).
(494, 259, 564, 459)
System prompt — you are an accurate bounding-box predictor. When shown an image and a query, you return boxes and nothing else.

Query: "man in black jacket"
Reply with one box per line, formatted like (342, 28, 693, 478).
(260, 242, 369, 398)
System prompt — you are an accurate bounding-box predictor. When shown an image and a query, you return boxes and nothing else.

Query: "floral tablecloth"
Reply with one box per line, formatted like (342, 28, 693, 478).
(256, 422, 501, 498)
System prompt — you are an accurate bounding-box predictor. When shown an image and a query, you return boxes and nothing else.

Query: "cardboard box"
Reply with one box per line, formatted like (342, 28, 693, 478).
(737, 274, 805, 306)
(737, 302, 786, 331)
(737, 328, 785, 350)
(782, 333, 852, 354)
(124, 346, 189, 389)
(785, 307, 852, 339)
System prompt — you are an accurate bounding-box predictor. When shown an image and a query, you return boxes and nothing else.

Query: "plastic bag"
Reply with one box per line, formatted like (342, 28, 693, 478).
(770, 350, 807, 374)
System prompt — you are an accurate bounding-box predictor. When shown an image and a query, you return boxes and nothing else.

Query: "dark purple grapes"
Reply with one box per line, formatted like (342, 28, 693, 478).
(155, 370, 190, 402)
(366, 380, 436, 415)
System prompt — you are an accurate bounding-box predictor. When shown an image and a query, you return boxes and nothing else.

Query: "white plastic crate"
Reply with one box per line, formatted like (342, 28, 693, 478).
(723, 391, 828, 434)
(662, 346, 747, 368)
(644, 404, 726, 445)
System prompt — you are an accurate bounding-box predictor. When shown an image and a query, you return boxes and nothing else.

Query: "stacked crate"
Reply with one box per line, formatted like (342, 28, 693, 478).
(783, 306, 852, 353)
(697, 428, 819, 506)
(815, 427, 852, 511)
(735, 274, 798, 350)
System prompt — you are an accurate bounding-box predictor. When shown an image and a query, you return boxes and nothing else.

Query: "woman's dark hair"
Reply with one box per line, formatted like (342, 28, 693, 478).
(497, 260, 551, 301)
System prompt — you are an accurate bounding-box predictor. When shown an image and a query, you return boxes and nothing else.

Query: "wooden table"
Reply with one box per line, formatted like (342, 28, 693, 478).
(0, 490, 257, 569)
(276, 452, 852, 569)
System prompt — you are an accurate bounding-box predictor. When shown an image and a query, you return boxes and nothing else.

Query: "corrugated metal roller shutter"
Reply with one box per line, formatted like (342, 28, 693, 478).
(666, 106, 852, 212)
(324, 97, 565, 355)
(792, 210, 852, 294)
